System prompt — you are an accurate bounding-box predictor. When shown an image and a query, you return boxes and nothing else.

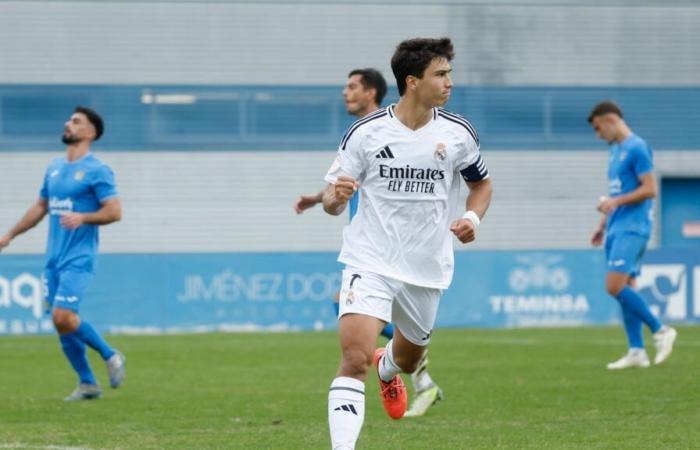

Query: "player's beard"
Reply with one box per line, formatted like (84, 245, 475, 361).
(62, 134, 81, 144)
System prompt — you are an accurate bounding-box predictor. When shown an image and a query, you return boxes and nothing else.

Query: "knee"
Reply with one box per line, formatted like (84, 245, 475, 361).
(606, 279, 625, 297)
(340, 347, 372, 378)
(52, 309, 79, 334)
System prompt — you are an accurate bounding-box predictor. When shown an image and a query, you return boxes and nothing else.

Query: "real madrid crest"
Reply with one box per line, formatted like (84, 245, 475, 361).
(346, 290, 354, 305)
(74, 170, 85, 181)
(434, 142, 447, 161)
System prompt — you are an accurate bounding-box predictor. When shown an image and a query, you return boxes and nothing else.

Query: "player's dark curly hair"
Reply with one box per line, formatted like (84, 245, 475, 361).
(75, 106, 104, 141)
(391, 37, 454, 96)
(348, 68, 388, 105)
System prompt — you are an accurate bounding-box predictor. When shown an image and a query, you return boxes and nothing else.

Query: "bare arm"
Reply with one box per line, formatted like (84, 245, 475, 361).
(0, 198, 48, 252)
(465, 177, 493, 219)
(591, 214, 607, 247)
(293, 190, 324, 214)
(60, 198, 122, 230)
(322, 176, 358, 216)
(450, 177, 493, 244)
(598, 173, 656, 214)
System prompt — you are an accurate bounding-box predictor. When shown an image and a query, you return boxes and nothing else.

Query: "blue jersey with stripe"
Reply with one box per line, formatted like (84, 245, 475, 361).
(40, 153, 118, 272)
(348, 192, 359, 221)
(606, 134, 654, 238)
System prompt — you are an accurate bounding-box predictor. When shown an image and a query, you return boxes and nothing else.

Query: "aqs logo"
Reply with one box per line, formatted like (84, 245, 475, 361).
(0, 273, 43, 319)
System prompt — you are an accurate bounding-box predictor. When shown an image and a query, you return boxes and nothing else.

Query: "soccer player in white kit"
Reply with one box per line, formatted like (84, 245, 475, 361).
(322, 38, 493, 449)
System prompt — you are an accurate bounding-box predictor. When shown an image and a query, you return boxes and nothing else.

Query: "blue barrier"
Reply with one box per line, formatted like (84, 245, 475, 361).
(0, 250, 698, 335)
(1, 85, 699, 151)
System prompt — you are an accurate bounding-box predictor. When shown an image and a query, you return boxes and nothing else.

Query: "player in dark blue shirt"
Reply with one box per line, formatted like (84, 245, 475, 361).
(588, 101, 677, 370)
(0, 106, 126, 400)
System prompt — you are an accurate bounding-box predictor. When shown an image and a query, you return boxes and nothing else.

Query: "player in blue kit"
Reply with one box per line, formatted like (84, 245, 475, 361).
(294, 69, 443, 417)
(0, 106, 126, 399)
(294, 69, 393, 339)
(588, 101, 677, 370)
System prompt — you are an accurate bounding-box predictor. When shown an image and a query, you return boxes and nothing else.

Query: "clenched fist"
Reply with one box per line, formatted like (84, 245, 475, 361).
(450, 219, 476, 244)
(334, 175, 359, 203)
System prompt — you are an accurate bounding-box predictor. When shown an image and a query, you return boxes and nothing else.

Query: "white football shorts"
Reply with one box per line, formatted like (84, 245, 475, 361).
(337, 266, 442, 345)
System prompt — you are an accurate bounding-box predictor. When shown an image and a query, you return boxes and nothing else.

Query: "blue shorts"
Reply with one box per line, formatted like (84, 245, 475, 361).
(43, 270, 93, 313)
(604, 233, 648, 277)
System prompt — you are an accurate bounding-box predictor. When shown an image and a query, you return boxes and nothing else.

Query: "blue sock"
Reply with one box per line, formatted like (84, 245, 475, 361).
(380, 323, 394, 340)
(620, 302, 644, 349)
(60, 333, 96, 385)
(617, 286, 662, 334)
(333, 301, 340, 317)
(74, 321, 115, 360)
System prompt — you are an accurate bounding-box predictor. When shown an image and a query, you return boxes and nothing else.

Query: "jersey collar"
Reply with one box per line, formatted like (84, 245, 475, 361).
(387, 104, 438, 134)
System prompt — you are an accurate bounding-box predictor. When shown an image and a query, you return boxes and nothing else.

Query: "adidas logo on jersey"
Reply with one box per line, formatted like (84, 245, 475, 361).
(375, 146, 395, 159)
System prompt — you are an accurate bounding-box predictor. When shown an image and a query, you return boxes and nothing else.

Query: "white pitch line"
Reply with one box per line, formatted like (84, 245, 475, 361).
(0, 444, 96, 450)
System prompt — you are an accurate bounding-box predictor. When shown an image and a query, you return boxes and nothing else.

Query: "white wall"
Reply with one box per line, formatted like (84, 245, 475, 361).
(2, 150, 699, 253)
(1, 1, 698, 86)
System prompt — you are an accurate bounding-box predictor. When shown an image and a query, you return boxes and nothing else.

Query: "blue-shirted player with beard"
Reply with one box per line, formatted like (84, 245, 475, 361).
(588, 101, 677, 370)
(294, 69, 443, 417)
(0, 106, 126, 400)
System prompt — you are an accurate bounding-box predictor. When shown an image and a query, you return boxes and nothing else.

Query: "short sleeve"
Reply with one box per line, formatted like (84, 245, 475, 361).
(630, 143, 653, 178)
(324, 130, 366, 184)
(92, 165, 119, 202)
(39, 169, 49, 199)
(455, 137, 489, 183)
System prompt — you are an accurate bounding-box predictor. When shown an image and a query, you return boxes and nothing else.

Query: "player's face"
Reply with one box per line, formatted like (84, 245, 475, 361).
(343, 74, 375, 117)
(590, 115, 616, 144)
(415, 58, 453, 107)
(62, 113, 95, 144)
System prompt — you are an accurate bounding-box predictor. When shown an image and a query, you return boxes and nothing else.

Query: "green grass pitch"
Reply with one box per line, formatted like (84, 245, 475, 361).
(0, 327, 697, 449)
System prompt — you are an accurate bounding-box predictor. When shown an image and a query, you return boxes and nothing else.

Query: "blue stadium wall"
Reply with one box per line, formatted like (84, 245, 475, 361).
(1, 85, 697, 333)
(1, 85, 699, 151)
(1, 250, 699, 335)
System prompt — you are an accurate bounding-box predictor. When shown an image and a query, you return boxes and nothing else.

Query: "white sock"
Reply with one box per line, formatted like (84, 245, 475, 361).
(328, 376, 365, 450)
(412, 370, 435, 393)
(378, 339, 402, 383)
(411, 350, 435, 393)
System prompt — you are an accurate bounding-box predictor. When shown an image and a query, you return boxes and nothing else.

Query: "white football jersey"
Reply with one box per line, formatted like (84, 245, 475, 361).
(325, 105, 488, 289)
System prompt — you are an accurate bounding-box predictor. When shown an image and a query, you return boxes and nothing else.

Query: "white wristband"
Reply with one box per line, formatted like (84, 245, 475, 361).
(462, 211, 480, 228)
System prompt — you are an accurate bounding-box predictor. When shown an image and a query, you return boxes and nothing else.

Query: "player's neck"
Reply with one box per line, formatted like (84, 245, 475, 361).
(65, 143, 91, 162)
(614, 124, 632, 144)
(393, 97, 433, 130)
(357, 104, 380, 118)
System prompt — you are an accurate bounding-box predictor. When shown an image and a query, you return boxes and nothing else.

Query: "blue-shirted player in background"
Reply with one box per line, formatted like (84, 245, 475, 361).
(588, 101, 677, 370)
(294, 69, 443, 416)
(0, 106, 126, 400)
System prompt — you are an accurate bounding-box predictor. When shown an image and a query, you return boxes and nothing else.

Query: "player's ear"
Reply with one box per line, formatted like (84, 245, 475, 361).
(367, 87, 377, 102)
(405, 75, 418, 92)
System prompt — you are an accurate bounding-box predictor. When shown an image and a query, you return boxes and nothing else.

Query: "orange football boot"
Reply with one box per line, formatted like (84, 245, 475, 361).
(373, 348, 407, 420)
